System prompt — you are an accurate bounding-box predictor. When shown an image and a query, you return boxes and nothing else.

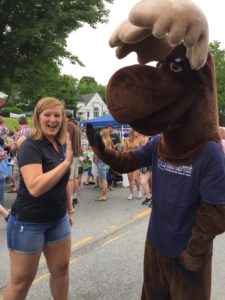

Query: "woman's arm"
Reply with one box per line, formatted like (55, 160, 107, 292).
(66, 184, 74, 226)
(0, 204, 9, 220)
(20, 134, 73, 197)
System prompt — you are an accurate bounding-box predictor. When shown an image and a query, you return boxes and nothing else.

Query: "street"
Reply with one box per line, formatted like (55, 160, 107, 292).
(0, 182, 225, 299)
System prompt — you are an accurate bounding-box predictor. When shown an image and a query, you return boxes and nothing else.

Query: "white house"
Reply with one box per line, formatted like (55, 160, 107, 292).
(77, 92, 109, 120)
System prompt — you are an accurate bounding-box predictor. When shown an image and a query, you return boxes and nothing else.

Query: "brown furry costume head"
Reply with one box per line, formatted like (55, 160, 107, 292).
(106, 0, 221, 164)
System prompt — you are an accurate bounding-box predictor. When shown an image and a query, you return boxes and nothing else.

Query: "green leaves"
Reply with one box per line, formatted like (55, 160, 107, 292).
(209, 41, 225, 125)
(0, 0, 112, 102)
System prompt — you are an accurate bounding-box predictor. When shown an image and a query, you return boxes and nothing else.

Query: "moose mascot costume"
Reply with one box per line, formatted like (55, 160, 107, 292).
(86, 0, 225, 299)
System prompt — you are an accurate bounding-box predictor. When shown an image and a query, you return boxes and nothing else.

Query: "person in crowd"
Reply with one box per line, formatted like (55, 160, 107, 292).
(9, 116, 31, 192)
(3, 97, 74, 300)
(107, 125, 121, 190)
(96, 128, 114, 201)
(140, 166, 152, 207)
(0, 116, 9, 137)
(107, 125, 121, 150)
(0, 139, 6, 205)
(123, 129, 143, 200)
(83, 145, 95, 185)
(65, 110, 82, 206)
(0, 137, 12, 204)
(138, 135, 153, 207)
(92, 152, 100, 188)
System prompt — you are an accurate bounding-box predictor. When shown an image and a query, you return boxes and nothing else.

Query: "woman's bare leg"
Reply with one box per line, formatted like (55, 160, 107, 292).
(43, 238, 71, 300)
(3, 250, 41, 300)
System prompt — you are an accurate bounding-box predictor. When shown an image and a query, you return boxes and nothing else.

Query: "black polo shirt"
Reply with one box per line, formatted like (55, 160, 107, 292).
(11, 137, 70, 222)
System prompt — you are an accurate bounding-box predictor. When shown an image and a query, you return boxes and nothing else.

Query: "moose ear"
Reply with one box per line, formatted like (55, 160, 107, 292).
(109, 0, 209, 69)
(109, 20, 173, 63)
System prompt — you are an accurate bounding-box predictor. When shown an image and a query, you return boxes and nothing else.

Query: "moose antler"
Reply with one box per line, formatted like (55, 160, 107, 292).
(109, 0, 209, 69)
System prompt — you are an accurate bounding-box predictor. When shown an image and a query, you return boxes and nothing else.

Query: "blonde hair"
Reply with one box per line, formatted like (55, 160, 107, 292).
(31, 97, 67, 144)
(100, 128, 113, 150)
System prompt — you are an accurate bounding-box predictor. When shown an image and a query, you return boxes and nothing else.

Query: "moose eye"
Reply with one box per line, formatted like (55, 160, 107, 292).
(156, 61, 164, 69)
(170, 58, 188, 72)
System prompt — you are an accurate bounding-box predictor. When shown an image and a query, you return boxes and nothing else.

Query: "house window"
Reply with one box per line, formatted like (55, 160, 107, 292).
(94, 107, 99, 118)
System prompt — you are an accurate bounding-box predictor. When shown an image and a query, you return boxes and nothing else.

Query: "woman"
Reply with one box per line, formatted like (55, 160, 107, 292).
(124, 129, 142, 200)
(3, 97, 74, 300)
(96, 128, 114, 201)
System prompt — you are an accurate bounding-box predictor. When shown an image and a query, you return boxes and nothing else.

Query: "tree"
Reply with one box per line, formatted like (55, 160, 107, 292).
(54, 75, 78, 110)
(0, 0, 113, 95)
(209, 41, 225, 125)
(77, 76, 106, 101)
(10, 64, 78, 111)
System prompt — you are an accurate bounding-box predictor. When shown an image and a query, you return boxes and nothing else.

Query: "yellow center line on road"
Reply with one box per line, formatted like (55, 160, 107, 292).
(103, 233, 127, 245)
(71, 236, 93, 250)
(103, 222, 147, 246)
(33, 273, 50, 284)
(133, 209, 151, 220)
(102, 224, 119, 233)
(101, 208, 151, 235)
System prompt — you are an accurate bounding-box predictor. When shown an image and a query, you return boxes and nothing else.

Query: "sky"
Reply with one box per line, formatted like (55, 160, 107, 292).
(61, 0, 225, 86)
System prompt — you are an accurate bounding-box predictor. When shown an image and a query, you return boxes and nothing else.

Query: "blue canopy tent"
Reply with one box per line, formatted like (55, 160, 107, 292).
(80, 114, 128, 129)
(80, 114, 130, 140)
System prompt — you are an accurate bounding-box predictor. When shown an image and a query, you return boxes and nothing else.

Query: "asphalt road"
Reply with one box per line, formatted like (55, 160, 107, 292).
(0, 181, 225, 299)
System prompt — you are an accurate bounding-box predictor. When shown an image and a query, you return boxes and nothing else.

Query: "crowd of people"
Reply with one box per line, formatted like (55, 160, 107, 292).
(0, 111, 154, 213)
(0, 97, 154, 299)
(0, 115, 31, 221)
(73, 126, 153, 205)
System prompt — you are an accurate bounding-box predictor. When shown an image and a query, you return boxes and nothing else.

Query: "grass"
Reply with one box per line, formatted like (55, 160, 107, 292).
(3, 117, 32, 132)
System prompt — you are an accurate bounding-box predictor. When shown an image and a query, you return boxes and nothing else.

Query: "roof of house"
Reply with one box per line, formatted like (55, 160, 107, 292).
(78, 92, 98, 104)
(0, 91, 8, 99)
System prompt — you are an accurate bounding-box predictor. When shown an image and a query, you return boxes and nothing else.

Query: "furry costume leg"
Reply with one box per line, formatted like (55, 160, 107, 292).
(141, 240, 211, 300)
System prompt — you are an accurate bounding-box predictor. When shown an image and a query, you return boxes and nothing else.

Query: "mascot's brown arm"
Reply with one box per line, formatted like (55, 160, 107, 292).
(95, 148, 140, 174)
(181, 203, 225, 272)
(86, 123, 140, 174)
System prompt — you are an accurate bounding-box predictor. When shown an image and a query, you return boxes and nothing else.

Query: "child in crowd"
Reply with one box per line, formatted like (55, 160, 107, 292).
(83, 145, 95, 185)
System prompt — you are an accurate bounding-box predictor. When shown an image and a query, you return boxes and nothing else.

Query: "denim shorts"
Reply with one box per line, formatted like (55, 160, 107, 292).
(97, 161, 109, 180)
(7, 214, 71, 254)
(78, 166, 83, 175)
(87, 167, 92, 176)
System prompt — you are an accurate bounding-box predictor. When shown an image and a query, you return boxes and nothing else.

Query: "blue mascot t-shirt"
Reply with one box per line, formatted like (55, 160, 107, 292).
(133, 135, 225, 257)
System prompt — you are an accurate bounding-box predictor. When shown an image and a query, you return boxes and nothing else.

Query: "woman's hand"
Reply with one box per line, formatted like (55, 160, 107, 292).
(68, 210, 75, 226)
(65, 133, 73, 166)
